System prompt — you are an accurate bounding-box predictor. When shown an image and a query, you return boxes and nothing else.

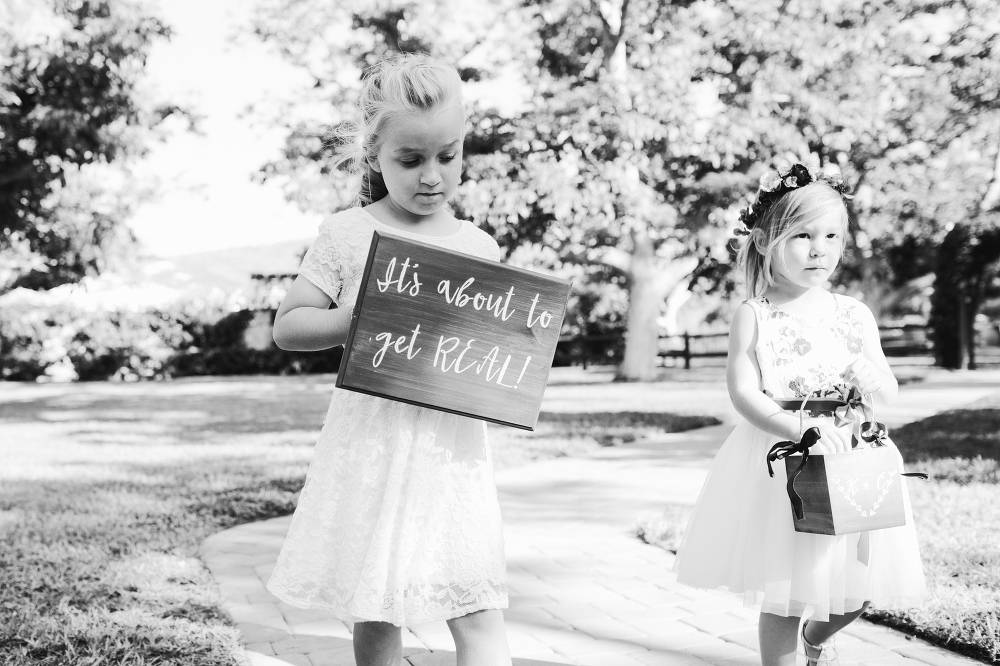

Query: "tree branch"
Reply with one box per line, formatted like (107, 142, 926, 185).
(652, 255, 698, 296)
(979, 135, 1000, 214)
(590, 0, 615, 42)
(618, 0, 631, 48)
(594, 245, 632, 275)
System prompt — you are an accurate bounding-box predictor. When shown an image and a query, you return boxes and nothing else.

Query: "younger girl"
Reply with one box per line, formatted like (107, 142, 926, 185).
(674, 164, 925, 665)
(266, 53, 512, 666)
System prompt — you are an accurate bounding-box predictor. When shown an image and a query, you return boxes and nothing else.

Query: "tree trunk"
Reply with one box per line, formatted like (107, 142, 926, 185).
(616, 231, 660, 382)
(957, 290, 969, 370)
(615, 229, 699, 381)
(661, 282, 692, 336)
(930, 224, 970, 369)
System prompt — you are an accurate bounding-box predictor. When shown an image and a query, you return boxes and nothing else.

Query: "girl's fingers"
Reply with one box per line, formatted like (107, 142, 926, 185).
(812, 440, 833, 455)
(842, 358, 883, 394)
(820, 425, 850, 453)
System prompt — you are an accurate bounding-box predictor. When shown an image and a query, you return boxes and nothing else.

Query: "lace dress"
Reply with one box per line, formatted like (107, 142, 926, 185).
(266, 207, 508, 626)
(674, 295, 926, 621)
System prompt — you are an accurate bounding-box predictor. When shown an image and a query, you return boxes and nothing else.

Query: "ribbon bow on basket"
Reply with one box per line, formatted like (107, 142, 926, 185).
(766, 388, 927, 523)
(831, 387, 893, 446)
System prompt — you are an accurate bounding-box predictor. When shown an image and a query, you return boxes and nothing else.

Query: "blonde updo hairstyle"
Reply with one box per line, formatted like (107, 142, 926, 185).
(738, 182, 849, 298)
(334, 53, 465, 206)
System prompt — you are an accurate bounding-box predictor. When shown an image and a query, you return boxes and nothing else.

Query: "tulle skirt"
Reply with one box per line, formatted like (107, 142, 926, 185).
(674, 420, 926, 621)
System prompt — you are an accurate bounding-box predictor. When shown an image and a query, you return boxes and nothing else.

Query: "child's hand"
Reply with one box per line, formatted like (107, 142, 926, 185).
(841, 358, 883, 395)
(801, 417, 852, 455)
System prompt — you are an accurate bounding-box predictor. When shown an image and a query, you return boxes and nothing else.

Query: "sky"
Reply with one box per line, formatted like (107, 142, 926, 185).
(127, 0, 323, 258)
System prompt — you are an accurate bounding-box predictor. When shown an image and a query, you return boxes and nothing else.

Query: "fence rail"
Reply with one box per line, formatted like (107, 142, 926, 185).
(558, 324, 934, 370)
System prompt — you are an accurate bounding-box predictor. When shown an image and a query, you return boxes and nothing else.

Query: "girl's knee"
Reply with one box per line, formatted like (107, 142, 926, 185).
(448, 609, 505, 639)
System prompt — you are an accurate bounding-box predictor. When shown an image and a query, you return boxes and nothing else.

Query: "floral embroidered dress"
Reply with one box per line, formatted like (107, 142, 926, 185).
(674, 295, 926, 621)
(266, 207, 508, 626)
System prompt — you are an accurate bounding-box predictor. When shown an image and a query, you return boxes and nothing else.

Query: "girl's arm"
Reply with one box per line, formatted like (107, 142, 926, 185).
(841, 304, 899, 407)
(272, 276, 354, 351)
(728, 303, 851, 452)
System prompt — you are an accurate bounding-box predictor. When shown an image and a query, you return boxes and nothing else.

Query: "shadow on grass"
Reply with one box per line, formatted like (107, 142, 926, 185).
(893, 395, 1000, 485)
(0, 379, 322, 666)
(870, 394, 1000, 663)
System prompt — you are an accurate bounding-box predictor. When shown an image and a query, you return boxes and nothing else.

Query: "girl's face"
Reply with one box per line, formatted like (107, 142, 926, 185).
(772, 209, 845, 291)
(371, 104, 465, 222)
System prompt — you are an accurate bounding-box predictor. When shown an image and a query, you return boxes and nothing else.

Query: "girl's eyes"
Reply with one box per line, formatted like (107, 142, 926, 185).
(794, 232, 840, 239)
(399, 154, 456, 168)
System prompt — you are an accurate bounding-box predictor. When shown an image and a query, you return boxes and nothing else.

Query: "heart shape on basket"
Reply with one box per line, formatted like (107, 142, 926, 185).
(831, 469, 898, 518)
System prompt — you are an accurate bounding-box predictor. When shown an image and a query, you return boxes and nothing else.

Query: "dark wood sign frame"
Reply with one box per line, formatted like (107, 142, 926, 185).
(336, 231, 571, 430)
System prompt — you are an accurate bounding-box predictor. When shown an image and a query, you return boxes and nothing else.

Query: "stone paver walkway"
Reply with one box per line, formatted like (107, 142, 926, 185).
(199, 368, 1000, 666)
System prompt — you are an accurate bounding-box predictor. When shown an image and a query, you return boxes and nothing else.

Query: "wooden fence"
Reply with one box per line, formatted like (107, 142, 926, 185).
(558, 324, 934, 370)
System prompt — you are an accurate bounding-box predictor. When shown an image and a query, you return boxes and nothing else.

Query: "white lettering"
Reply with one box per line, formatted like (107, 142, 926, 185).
(434, 336, 461, 371)
(371, 326, 422, 368)
(376, 256, 420, 296)
(372, 332, 392, 367)
(526, 293, 553, 328)
(437, 279, 516, 321)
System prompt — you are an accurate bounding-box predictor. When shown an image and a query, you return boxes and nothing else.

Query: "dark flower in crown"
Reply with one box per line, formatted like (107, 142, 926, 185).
(735, 163, 851, 236)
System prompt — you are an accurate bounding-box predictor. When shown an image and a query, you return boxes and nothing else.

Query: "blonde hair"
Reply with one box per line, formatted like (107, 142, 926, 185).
(737, 182, 849, 297)
(333, 53, 464, 206)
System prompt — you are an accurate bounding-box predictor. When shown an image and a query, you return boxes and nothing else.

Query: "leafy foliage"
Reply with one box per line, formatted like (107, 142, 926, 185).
(0, 0, 172, 292)
(0, 295, 187, 381)
(248, 0, 1000, 375)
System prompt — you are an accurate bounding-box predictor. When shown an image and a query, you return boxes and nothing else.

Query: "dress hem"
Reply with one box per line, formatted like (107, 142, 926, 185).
(267, 585, 509, 627)
(675, 577, 925, 620)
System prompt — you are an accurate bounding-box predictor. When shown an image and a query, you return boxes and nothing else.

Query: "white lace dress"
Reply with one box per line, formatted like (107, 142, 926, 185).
(674, 295, 926, 621)
(266, 207, 508, 626)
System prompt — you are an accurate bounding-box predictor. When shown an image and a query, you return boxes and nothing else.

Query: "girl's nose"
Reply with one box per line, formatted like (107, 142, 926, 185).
(420, 166, 441, 186)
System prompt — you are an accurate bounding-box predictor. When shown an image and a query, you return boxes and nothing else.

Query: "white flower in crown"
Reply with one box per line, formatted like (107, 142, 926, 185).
(759, 171, 782, 192)
(777, 164, 791, 177)
(784, 176, 798, 188)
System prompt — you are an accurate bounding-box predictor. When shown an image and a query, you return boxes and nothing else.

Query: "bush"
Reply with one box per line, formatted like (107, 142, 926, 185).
(164, 309, 342, 378)
(0, 291, 343, 382)
(0, 296, 187, 382)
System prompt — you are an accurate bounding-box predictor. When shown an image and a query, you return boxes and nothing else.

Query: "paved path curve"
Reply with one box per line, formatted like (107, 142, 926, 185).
(200, 368, 1000, 666)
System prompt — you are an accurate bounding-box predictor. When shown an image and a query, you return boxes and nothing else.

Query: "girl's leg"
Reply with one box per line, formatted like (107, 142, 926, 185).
(758, 611, 801, 666)
(446, 609, 512, 666)
(353, 621, 403, 666)
(803, 601, 870, 646)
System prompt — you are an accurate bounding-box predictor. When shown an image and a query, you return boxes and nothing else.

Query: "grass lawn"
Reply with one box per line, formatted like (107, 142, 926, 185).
(636, 391, 1000, 664)
(0, 375, 717, 666)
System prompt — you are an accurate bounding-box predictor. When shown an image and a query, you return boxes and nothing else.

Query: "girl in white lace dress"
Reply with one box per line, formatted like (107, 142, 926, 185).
(266, 54, 511, 666)
(674, 165, 925, 666)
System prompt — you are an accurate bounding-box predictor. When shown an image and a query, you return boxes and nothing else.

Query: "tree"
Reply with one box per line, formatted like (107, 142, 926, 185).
(930, 219, 1000, 370)
(251, 0, 793, 380)
(736, 0, 1000, 332)
(251, 0, 1000, 376)
(0, 0, 172, 293)
(455, 0, 762, 381)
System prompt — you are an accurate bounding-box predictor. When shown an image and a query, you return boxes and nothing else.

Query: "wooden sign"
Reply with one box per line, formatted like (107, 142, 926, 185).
(336, 231, 571, 430)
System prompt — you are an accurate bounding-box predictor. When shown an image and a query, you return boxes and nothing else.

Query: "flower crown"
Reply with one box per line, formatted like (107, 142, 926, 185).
(736, 163, 851, 236)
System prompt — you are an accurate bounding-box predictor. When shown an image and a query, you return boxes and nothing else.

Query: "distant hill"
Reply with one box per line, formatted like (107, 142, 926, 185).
(142, 238, 311, 294)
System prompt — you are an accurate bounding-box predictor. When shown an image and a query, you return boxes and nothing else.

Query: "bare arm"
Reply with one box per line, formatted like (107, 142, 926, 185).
(727, 303, 851, 452)
(841, 303, 898, 408)
(272, 276, 354, 351)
